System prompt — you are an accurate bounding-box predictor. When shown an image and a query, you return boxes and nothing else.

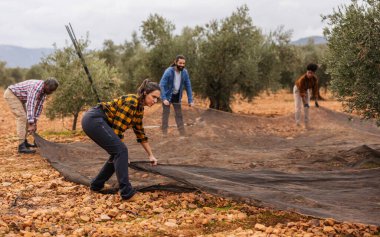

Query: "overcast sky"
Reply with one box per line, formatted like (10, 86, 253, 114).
(0, 0, 351, 49)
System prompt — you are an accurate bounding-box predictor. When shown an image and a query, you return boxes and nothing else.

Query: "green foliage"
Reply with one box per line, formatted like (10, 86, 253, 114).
(141, 13, 175, 47)
(259, 26, 299, 93)
(8, 67, 25, 83)
(140, 14, 176, 81)
(0, 61, 14, 87)
(296, 42, 330, 98)
(171, 26, 203, 78)
(323, 0, 380, 123)
(194, 5, 263, 111)
(259, 29, 331, 95)
(25, 64, 45, 79)
(0, 62, 29, 88)
(97, 35, 151, 93)
(119, 32, 151, 92)
(42, 40, 121, 130)
(257, 38, 281, 92)
(97, 39, 123, 68)
(315, 63, 331, 94)
(0, 5, 337, 117)
(91, 6, 331, 113)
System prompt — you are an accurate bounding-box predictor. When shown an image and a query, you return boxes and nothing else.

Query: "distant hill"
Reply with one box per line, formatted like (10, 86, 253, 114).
(0, 45, 54, 68)
(290, 36, 327, 46)
(0, 37, 327, 68)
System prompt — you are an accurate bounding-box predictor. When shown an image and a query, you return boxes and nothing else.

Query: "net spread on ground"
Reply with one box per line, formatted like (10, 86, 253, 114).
(35, 106, 380, 225)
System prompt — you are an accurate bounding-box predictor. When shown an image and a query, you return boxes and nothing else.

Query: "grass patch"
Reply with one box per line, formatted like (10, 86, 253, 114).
(215, 205, 233, 211)
(40, 130, 85, 137)
(203, 219, 227, 234)
(359, 162, 380, 169)
(148, 230, 177, 237)
(251, 210, 305, 226)
(201, 210, 306, 235)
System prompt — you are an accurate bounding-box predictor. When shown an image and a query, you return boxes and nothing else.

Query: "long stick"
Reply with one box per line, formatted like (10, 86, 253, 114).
(65, 23, 101, 103)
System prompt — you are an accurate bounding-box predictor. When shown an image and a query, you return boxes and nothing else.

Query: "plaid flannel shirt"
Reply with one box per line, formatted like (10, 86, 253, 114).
(100, 94, 147, 142)
(8, 80, 47, 124)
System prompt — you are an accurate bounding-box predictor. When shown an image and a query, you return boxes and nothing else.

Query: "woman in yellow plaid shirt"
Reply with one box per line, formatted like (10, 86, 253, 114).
(81, 79, 161, 200)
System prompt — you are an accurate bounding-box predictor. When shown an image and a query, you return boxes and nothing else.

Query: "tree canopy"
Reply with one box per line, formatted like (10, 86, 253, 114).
(42, 39, 121, 130)
(323, 0, 380, 124)
(0, 4, 338, 123)
(192, 5, 263, 111)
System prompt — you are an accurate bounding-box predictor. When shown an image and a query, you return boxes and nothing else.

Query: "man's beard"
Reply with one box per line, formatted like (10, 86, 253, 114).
(176, 65, 184, 71)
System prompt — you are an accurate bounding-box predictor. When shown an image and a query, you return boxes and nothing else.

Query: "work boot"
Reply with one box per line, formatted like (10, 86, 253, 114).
(18, 142, 36, 154)
(25, 139, 37, 148)
(121, 188, 137, 201)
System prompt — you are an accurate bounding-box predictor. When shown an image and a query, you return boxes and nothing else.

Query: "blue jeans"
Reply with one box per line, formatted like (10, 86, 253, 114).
(81, 106, 134, 199)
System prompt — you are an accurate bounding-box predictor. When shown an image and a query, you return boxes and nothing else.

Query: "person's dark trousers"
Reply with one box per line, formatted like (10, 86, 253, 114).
(173, 103, 185, 135)
(161, 103, 170, 135)
(161, 93, 185, 135)
(81, 106, 134, 199)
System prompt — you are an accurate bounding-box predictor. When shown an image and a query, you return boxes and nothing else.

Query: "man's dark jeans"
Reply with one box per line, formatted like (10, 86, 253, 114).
(81, 106, 134, 199)
(162, 93, 185, 135)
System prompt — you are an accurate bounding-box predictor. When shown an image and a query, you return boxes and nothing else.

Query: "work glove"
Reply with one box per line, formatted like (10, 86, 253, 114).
(304, 103, 310, 108)
(315, 101, 320, 108)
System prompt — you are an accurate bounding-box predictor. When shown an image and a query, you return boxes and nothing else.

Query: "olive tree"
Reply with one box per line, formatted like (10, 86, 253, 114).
(42, 40, 121, 130)
(323, 0, 380, 124)
(141, 14, 176, 81)
(194, 5, 263, 111)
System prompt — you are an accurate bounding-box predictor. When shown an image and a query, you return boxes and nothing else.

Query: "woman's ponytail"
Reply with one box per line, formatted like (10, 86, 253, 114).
(137, 79, 150, 97)
(137, 79, 161, 99)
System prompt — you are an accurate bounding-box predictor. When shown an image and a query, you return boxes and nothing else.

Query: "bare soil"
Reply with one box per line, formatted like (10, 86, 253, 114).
(1, 89, 379, 236)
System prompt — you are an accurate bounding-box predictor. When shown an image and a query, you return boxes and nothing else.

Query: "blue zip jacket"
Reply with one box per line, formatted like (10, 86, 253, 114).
(159, 66, 193, 103)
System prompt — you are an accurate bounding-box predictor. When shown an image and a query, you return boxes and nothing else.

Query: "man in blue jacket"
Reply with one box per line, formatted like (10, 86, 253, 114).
(159, 55, 194, 136)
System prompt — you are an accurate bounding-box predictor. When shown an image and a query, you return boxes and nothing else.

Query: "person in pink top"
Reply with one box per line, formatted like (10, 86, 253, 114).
(3, 78, 59, 153)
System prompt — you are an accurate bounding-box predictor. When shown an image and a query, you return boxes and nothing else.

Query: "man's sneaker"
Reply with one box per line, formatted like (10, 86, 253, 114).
(90, 186, 118, 194)
(18, 142, 36, 154)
